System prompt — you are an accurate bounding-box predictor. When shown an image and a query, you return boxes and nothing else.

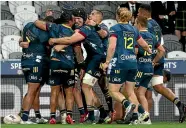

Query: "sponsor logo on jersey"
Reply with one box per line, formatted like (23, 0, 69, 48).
(138, 57, 152, 63)
(120, 55, 136, 60)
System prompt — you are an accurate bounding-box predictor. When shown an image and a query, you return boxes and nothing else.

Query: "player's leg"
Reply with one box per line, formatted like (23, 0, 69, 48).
(73, 72, 86, 123)
(98, 75, 115, 123)
(91, 89, 111, 124)
(20, 66, 43, 124)
(153, 66, 186, 123)
(108, 69, 135, 123)
(48, 60, 63, 124)
(63, 69, 75, 124)
(81, 56, 103, 124)
(58, 87, 67, 124)
(124, 69, 149, 123)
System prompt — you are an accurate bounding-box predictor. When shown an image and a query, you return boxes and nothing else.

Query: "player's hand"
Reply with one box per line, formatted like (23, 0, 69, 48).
(87, 19, 97, 26)
(49, 38, 56, 45)
(100, 62, 109, 73)
(53, 45, 65, 52)
(19, 42, 29, 48)
(148, 48, 152, 54)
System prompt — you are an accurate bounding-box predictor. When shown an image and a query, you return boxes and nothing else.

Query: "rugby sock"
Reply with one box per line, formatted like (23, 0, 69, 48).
(78, 107, 85, 115)
(50, 112, 56, 119)
(87, 105, 95, 121)
(138, 104, 145, 114)
(81, 89, 88, 111)
(21, 111, 29, 121)
(173, 97, 181, 108)
(18, 108, 24, 116)
(35, 111, 41, 119)
(101, 88, 114, 112)
(60, 109, 66, 115)
(67, 110, 73, 117)
(98, 105, 107, 119)
(121, 99, 131, 108)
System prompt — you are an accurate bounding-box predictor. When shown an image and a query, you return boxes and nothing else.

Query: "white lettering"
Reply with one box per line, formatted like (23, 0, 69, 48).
(152, 92, 162, 116)
(11, 63, 22, 69)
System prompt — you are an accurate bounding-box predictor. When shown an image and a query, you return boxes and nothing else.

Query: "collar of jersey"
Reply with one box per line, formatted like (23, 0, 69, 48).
(118, 22, 128, 24)
(140, 29, 148, 32)
(61, 24, 72, 29)
(147, 18, 152, 20)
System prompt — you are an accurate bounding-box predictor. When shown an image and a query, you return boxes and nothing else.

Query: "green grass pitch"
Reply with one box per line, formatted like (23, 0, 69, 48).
(1, 122, 186, 128)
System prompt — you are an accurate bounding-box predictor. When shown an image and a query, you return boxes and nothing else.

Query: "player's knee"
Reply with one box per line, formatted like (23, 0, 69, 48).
(152, 76, 163, 86)
(83, 73, 98, 87)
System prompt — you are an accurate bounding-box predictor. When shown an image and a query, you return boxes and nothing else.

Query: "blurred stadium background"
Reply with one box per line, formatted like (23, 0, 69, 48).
(1, 1, 186, 124)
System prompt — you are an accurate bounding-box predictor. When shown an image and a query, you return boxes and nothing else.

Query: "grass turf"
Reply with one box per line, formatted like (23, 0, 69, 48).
(1, 122, 186, 128)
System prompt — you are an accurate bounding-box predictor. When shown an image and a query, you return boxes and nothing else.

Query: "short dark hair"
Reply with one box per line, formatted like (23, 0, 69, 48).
(139, 4, 152, 13)
(43, 16, 55, 23)
(163, 69, 171, 82)
(54, 10, 73, 24)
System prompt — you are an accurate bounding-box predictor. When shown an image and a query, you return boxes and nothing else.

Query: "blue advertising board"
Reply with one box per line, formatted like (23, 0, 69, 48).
(1, 59, 186, 75)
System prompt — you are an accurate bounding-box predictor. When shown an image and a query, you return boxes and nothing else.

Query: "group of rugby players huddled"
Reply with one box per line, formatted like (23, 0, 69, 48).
(18, 3, 186, 125)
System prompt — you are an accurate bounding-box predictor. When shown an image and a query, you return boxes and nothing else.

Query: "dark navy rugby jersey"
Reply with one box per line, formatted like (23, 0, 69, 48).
(99, 23, 109, 53)
(46, 23, 75, 69)
(137, 30, 160, 73)
(147, 18, 164, 64)
(78, 25, 105, 57)
(109, 22, 141, 70)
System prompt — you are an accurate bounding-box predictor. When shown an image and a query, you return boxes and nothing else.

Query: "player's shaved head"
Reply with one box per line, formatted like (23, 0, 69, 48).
(138, 4, 151, 18)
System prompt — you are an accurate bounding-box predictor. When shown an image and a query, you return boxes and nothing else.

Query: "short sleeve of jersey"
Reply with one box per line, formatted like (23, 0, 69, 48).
(99, 23, 109, 37)
(79, 25, 92, 38)
(153, 35, 160, 48)
(109, 26, 118, 38)
(46, 23, 60, 37)
(133, 27, 141, 41)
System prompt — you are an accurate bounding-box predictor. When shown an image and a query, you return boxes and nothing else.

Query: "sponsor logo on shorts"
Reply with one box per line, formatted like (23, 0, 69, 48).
(120, 55, 136, 60)
(138, 57, 152, 63)
(94, 71, 101, 77)
(112, 77, 121, 82)
(29, 75, 38, 80)
(49, 80, 54, 84)
(53, 70, 68, 73)
(67, 79, 75, 85)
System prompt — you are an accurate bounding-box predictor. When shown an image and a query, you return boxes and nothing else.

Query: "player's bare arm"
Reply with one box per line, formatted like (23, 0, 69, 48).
(34, 20, 47, 31)
(102, 36, 117, 72)
(153, 45, 165, 64)
(137, 37, 152, 54)
(49, 32, 85, 45)
(73, 45, 84, 64)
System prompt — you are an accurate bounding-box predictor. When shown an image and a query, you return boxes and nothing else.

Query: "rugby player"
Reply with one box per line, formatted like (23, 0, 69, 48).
(101, 7, 152, 123)
(138, 4, 186, 123)
(134, 16, 165, 124)
(19, 16, 55, 124)
(34, 11, 75, 124)
(88, 9, 116, 123)
(48, 16, 109, 124)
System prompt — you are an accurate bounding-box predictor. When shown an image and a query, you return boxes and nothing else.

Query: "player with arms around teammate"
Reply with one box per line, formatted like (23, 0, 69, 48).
(34, 11, 75, 124)
(134, 16, 165, 124)
(48, 16, 109, 124)
(19, 16, 55, 124)
(138, 4, 186, 123)
(101, 7, 152, 123)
